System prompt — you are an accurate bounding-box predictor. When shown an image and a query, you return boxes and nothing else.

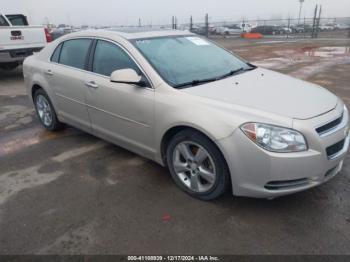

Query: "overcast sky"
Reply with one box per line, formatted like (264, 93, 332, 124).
(2, 0, 350, 26)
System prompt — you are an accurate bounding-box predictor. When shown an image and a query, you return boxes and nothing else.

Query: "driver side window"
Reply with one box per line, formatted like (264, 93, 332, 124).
(92, 40, 140, 77)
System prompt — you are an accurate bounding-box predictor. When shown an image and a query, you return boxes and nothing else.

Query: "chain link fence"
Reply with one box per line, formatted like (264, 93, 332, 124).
(50, 15, 350, 41)
(141, 16, 350, 39)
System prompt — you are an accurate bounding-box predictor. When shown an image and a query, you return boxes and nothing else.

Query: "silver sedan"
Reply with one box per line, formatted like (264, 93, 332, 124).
(23, 29, 349, 200)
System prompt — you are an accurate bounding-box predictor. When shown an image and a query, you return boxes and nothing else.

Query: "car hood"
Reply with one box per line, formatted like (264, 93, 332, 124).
(181, 68, 338, 120)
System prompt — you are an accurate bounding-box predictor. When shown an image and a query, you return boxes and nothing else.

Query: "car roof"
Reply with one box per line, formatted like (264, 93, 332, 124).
(64, 28, 194, 41)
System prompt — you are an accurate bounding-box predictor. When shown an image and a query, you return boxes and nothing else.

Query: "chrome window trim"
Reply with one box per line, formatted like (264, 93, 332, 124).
(47, 36, 155, 90)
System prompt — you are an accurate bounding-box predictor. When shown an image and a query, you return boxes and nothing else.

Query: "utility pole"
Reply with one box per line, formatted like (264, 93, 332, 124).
(190, 15, 193, 31)
(138, 18, 141, 27)
(298, 0, 305, 25)
(171, 16, 177, 30)
(311, 5, 318, 38)
(315, 5, 322, 38)
(205, 13, 209, 38)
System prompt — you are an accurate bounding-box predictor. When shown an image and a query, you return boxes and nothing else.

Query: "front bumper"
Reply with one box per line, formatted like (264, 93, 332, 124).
(218, 102, 349, 198)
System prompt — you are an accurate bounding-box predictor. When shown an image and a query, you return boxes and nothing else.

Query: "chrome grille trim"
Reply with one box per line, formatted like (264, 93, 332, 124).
(316, 113, 343, 136)
(264, 178, 310, 190)
(316, 114, 346, 138)
(327, 134, 350, 160)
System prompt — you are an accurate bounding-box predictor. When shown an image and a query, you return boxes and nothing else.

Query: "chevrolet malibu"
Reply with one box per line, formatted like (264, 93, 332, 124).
(23, 30, 350, 200)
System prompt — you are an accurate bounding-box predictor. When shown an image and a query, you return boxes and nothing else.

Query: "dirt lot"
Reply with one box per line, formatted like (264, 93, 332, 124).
(1, 37, 350, 255)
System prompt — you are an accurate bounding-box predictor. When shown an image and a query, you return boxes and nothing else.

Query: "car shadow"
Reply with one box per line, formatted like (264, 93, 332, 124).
(0, 66, 23, 80)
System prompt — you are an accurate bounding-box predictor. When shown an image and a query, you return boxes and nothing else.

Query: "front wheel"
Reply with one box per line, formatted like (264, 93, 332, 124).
(166, 130, 231, 200)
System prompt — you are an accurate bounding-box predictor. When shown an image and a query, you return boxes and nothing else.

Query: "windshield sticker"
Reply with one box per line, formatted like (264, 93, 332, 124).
(186, 37, 210, 46)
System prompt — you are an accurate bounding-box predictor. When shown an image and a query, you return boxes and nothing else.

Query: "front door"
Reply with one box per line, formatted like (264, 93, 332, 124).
(85, 39, 155, 156)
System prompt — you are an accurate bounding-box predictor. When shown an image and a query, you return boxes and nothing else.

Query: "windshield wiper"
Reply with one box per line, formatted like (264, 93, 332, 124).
(174, 77, 218, 89)
(174, 65, 257, 89)
(246, 62, 257, 69)
(216, 65, 257, 81)
(216, 67, 244, 80)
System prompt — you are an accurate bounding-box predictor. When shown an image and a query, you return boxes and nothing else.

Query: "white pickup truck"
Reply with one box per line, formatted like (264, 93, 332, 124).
(0, 13, 51, 70)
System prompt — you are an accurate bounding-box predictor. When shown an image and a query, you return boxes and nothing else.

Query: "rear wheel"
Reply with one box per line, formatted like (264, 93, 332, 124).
(166, 130, 231, 200)
(34, 89, 63, 131)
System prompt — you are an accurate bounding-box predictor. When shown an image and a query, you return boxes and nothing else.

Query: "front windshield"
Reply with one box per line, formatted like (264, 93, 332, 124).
(133, 36, 251, 88)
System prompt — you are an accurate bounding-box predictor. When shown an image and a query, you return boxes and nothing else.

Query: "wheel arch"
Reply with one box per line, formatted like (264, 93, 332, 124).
(160, 125, 228, 168)
(30, 81, 60, 121)
(31, 84, 43, 101)
(159, 125, 233, 197)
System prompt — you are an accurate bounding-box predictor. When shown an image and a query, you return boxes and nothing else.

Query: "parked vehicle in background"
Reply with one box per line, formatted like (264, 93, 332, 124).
(215, 25, 241, 35)
(56, 24, 74, 34)
(333, 24, 350, 30)
(214, 23, 252, 35)
(251, 25, 280, 35)
(50, 24, 74, 40)
(81, 25, 90, 30)
(278, 26, 292, 34)
(190, 26, 207, 36)
(240, 23, 252, 32)
(291, 25, 304, 33)
(290, 24, 314, 33)
(0, 13, 51, 70)
(318, 24, 335, 31)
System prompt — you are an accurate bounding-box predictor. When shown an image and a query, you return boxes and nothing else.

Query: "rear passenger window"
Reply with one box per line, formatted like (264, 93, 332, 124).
(51, 44, 62, 63)
(0, 15, 9, 26)
(6, 15, 28, 26)
(59, 39, 92, 70)
(92, 40, 140, 77)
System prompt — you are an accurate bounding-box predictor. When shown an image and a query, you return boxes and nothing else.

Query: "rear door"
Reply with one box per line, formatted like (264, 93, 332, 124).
(47, 38, 93, 132)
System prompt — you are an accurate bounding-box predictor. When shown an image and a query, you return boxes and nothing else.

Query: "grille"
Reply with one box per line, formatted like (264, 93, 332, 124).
(326, 139, 345, 159)
(265, 178, 310, 190)
(316, 114, 343, 135)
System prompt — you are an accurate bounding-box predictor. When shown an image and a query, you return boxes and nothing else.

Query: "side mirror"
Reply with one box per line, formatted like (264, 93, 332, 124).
(110, 68, 147, 87)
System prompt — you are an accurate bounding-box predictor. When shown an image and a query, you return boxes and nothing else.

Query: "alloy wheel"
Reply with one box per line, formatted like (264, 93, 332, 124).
(36, 94, 53, 127)
(172, 141, 217, 193)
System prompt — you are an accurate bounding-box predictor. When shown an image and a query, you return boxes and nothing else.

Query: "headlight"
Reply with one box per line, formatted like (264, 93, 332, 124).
(240, 123, 307, 152)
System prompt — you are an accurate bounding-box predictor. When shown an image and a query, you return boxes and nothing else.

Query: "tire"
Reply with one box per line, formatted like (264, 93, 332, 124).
(33, 89, 64, 131)
(166, 129, 231, 200)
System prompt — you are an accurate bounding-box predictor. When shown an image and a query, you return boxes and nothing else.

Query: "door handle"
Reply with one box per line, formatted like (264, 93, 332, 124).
(85, 81, 99, 89)
(45, 69, 54, 76)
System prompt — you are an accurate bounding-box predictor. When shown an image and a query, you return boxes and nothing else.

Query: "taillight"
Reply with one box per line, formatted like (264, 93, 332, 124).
(44, 28, 52, 43)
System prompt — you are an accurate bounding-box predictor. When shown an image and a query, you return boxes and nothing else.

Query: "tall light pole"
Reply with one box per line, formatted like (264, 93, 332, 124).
(298, 0, 305, 25)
